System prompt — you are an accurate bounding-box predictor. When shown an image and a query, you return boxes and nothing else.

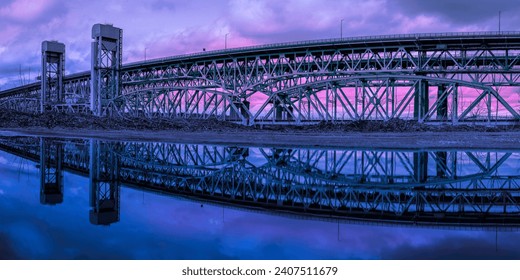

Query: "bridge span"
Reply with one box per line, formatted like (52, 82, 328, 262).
(1, 25, 520, 125)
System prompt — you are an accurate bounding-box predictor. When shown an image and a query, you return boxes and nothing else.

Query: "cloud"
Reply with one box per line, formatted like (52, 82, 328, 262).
(0, 0, 58, 23)
(381, 232, 520, 259)
(392, 0, 520, 29)
(227, 0, 385, 41)
(3, 0, 520, 92)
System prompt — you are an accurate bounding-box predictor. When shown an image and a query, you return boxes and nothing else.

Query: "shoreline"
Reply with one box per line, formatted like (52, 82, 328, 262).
(2, 127, 520, 149)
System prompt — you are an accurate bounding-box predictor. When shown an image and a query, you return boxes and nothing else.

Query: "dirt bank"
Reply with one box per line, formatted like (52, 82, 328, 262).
(1, 110, 520, 149)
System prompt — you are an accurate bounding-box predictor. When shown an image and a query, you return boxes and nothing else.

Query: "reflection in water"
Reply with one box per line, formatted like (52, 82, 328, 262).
(39, 139, 63, 205)
(89, 140, 120, 225)
(1, 136, 520, 259)
(3, 136, 520, 229)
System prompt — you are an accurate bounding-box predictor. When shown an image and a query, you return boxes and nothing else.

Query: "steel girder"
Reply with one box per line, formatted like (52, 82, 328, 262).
(108, 32, 520, 123)
(3, 32, 520, 124)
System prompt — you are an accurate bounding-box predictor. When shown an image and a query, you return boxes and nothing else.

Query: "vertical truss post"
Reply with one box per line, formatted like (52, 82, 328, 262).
(41, 41, 65, 113)
(89, 140, 120, 225)
(39, 138, 64, 205)
(487, 92, 492, 122)
(414, 79, 429, 122)
(389, 79, 395, 118)
(90, 24, 123, 116)
(360, 80, 367, 120)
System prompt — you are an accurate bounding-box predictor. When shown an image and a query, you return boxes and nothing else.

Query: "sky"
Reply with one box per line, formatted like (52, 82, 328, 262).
(1, 0, 520, 90)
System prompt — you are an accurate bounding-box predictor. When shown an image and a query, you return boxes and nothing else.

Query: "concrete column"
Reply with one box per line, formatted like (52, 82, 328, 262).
(435, 151, 447, 178)
(414, 79, 429, 121)
(413, 151, 428, 183)
(437, 85, 448, 120)
(452, 85, 458, 124)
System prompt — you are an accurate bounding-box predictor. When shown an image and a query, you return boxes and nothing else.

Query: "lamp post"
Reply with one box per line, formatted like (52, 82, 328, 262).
(144, 47, 148, 62)
(225, 33, 229, 49)
(340, 19, 344, 39)
(499, 11, 501, 33)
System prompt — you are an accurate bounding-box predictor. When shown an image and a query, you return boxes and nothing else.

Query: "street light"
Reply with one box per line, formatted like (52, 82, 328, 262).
(499, 11, 501, 33)
(225, 33, 229, 49)
(340, 19, 344, 39)
(144, 47, 148, 61)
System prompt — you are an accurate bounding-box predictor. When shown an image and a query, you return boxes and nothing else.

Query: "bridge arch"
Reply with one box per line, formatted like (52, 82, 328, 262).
(246, 74, 520, 124)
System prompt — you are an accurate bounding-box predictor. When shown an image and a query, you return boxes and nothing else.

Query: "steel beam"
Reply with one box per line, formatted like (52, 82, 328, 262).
(3, 32, 520, 123)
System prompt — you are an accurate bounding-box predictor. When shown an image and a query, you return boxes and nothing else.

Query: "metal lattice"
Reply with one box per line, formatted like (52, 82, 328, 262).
(2, 32, 520, 124)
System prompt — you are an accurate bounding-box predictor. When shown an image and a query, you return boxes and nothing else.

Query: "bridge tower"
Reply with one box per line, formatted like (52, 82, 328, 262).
(41, 41, 65, 113)
(89, 140, 120, 225)
(39, 138, 64, 205)
(90, 24, 122, 116)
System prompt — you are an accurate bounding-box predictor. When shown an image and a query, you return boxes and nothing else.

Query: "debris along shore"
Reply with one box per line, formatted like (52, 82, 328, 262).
(0, 109, 519, 133)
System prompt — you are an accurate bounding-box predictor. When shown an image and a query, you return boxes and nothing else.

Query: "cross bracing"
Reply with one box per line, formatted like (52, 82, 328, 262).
(2, 32, 520, 124)
(2, 136, 520, 228)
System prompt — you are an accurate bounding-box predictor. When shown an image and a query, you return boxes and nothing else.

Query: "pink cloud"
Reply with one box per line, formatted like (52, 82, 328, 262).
(0, 25, 22, 45)
(0, 0, 55, 22)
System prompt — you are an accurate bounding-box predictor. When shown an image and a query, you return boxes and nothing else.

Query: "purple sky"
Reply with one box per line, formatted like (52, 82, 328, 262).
(1, 0, 520, 90)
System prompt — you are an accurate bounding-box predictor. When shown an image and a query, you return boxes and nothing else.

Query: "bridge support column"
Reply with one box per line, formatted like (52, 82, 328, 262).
(437, 85, 448, 120)
(413, 152, 428, 183)
(230, 99, 250, 124)
(89, 140, 120, 225)
(435, 151, 447, 178)
(41, 41, 65, 113)
(90, 24, 122, 116)
(274, 96, 293, 121)
(452, 85, 458, 124)
(39, 138, 64, 205)
(414, 80, 429, 122)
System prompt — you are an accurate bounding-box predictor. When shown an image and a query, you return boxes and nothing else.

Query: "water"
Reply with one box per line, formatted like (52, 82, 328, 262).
(1, 136, 520, 260)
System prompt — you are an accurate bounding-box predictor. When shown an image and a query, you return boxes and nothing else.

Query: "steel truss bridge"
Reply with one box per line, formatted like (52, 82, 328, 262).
(1, 136, 520, 229)
(2, 26, 520, 124)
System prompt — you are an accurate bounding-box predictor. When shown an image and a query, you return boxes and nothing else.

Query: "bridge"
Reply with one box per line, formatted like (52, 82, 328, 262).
(1, 136, 520, 229)
(1, 24, 520, 125)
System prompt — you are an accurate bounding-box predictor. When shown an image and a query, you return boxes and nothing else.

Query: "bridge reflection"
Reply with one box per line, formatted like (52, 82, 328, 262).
(1, 137, 520, 229)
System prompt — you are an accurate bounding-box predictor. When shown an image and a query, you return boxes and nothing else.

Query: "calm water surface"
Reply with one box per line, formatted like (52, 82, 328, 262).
(1, 136, 520, 259)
